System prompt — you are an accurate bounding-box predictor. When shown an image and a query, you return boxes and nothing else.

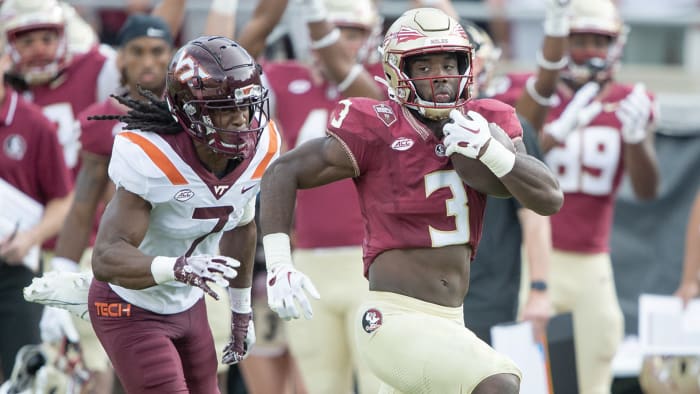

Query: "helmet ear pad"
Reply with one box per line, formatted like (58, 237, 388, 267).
(165, 36, 270, 159)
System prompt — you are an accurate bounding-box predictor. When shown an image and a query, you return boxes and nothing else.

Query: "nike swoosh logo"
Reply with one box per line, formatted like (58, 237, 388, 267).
(460, 125, 480, 134)
(241, 185, 255, 194)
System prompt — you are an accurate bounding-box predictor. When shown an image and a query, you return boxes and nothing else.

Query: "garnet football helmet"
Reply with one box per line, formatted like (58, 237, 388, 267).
(380, 8, 473, 120)
(325, 0, 383, 64)
(0, 0, 68, 85)
(563, 0, 627, 85)
(165, 36, 270, 159)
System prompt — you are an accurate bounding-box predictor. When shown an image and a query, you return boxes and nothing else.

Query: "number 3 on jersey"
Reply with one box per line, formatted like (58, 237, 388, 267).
(425, 170, 470, 247)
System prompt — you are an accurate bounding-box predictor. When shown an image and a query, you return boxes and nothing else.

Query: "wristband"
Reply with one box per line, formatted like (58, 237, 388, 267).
(211, 0, 238, 15)
(479, 139, 516, 178)
(525, 76, 557, 107)
(310, 28, 340, 50)
(51, 256, 80, 272)
(151, 256, 177, 284)
(228, 287, 252, 313)
(262, 233, 293, 270)
(337, 64, 364, 92)
(536, 50, 569, 71)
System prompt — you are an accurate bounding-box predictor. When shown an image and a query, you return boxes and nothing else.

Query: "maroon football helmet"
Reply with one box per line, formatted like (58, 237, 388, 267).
(165, 36, 269, 159)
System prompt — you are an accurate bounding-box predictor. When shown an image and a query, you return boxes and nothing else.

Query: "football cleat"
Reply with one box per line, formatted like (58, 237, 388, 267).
(24, 271, 92, 321)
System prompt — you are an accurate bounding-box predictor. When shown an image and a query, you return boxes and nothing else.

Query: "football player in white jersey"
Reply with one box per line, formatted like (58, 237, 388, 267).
(83, 36, 280, 393)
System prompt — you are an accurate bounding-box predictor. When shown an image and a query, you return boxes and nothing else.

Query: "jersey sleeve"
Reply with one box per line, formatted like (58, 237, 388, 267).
(469, 98, 524, 140)
(78, 103, 119, 157)
(237, 196, 256, 226)
(108, 132, 172, 199)
(326, 98, 383, 176)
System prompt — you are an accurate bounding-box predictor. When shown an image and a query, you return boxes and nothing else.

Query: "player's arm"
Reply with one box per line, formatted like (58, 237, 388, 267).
(675, 191, 700, 306)
(203, 0, 238, 38)
(152, 0, 187, 38)
(445, 111, 563, 216)
(517, 208, 552, 341)
(261, 135, 355, 236)
(236, 0, 289, 59)
(220, 219, 257, 290)
(91, 187, 154, 288)
(515, 0, 571, 132)
(303, 0, 384, 99)
(53, 152, 110, 267)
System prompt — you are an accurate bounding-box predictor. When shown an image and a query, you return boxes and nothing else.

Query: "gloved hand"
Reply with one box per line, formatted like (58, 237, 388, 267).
(443, 110, 516, 177)
(294, 0, 327, 23)
(263, 233, 320, 320)
(444, 110, 492, 159)
(616, 83, 652, 144)
(544, 0, 572, 37)
(544, 81, 602, 143)
(151, 255, 239, 300)
(40, 306, 79, 344)
(222, 312, 256, 364)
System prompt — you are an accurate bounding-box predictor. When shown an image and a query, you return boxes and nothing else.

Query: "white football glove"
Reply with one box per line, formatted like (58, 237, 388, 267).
(443, 110, 516, 177)
(544, 81, 602, 143)
(151, 255, 239, 300)
(616, 83, 651, 144)
(40, 307, 79, 344)
(544, 0, 572, 37)
(263, 233, 320, 320)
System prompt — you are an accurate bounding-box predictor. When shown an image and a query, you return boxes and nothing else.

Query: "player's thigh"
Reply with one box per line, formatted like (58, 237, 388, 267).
(355, 293, 520, 394)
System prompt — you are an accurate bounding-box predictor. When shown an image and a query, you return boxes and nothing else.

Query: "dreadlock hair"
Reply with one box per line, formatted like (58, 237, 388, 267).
(88, 86, 182, 135)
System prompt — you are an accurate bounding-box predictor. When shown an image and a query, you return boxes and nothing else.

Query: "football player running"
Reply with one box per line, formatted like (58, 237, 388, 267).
(260, 8, 563, 393)
(85, 36, 279, 393)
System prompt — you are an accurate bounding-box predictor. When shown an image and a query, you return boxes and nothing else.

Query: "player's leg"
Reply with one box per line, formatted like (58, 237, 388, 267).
(177, 298, 221, 394)
(88, 280, 216, 393)
(355, 291, 521, 394)
(549, 250, 624, 394)
(287, 249, 355, 393)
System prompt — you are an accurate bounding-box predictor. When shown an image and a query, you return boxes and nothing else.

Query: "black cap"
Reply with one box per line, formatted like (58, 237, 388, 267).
(116, 14, 173, 47)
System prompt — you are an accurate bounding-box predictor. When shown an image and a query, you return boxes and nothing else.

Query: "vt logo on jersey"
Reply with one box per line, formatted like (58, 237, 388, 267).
(214, 185, 231, 197)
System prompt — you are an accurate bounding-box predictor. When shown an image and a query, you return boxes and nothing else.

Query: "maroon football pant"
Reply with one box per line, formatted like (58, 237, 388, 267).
(88, 280, 220, 393)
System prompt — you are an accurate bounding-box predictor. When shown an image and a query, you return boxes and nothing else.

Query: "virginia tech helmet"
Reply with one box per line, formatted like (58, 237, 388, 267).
(563, 0, 626, 85)
(0, 0, 69, 85)
(639, 355, 700, 394)
(325, 0, 383, 64)
(380, 8, 473, 120)
(165, 36, 270, 159)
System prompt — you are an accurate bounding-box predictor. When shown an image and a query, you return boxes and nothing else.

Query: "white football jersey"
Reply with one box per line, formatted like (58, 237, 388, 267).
(106, 122, 281, 314)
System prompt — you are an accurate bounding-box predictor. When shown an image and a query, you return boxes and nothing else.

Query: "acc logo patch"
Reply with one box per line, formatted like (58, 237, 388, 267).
(373, 103, 397, 127)
(174, 189, 195, 202)
(362, 308, 383, 333)
(391, 137, 414, 151)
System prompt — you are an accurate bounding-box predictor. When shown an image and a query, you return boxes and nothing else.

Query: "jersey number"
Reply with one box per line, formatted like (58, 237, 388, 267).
(185, 206, 234, 256)
(43, 103, 80, 168)
(425, 170, 470, 246)
(544, 126, 620, 195)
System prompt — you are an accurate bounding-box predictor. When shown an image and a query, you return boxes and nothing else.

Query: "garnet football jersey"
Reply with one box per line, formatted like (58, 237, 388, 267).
(22, 45, 120, 171)
(327, 97, 522, 276)
(79, 98, 125, 158)
(544, 82, 656, 253)
(106, 122, 280, 314)
(264, 61, 385, 249)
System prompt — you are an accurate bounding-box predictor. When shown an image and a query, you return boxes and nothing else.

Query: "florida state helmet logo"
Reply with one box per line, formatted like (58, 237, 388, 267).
(362, 308, 383, 333)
